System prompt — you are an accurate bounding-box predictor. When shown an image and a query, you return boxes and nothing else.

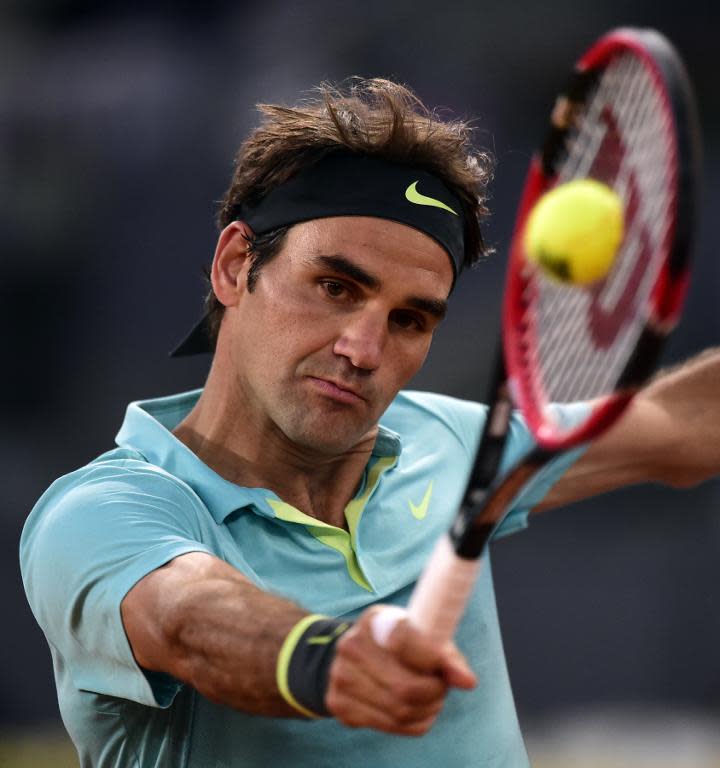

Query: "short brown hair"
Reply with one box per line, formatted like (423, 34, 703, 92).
(206, 78, 493, 342)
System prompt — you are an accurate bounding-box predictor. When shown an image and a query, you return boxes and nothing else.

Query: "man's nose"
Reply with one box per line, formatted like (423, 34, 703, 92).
(332, 311, 388, 371)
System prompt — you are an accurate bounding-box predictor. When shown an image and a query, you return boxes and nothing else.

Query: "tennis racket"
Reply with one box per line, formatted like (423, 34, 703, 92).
(390, 27, 701, 645)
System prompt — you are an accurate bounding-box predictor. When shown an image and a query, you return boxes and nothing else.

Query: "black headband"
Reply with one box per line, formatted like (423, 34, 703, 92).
(171, 153, 466, 356)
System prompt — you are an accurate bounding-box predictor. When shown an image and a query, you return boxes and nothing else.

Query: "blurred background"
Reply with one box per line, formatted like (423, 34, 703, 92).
(2, 1, 719, 766)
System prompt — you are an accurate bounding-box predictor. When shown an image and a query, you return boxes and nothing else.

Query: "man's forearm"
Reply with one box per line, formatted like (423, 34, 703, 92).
(540, 347, 720, 510)
(122, 551, 306, 716)
(637, 347, 720, 487)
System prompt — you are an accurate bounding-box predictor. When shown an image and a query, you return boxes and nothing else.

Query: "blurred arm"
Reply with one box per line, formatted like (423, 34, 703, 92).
(538, 347, 720, 511)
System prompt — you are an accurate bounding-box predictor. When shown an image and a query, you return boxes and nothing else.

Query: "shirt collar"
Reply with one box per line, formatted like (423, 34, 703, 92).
(114, 389, 402, 524)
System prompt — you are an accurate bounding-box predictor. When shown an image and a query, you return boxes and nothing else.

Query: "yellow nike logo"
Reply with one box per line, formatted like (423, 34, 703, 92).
(307, 623, 350, 645)
(405, 181, 458, 215)
(408, 481, 434, 520)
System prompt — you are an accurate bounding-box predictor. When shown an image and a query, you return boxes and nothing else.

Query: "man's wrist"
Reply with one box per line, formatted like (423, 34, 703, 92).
(276, 614, 353, 718)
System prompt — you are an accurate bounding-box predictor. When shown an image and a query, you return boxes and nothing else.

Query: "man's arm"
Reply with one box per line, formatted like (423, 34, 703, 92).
(538, 348, 720, 511)
(121, 551, 476, 735)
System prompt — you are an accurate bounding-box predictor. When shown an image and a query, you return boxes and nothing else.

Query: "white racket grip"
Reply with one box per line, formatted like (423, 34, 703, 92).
(407, 534, 482, 644)
(370, 605, 408, 647)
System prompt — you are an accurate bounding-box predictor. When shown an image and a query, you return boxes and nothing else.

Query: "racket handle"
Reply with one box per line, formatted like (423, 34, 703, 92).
(370, 536, 479, 648)
(406, 534, 481, 644)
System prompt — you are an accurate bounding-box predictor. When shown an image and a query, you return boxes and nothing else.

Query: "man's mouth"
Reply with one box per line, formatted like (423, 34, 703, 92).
(305, 376, 366, 405)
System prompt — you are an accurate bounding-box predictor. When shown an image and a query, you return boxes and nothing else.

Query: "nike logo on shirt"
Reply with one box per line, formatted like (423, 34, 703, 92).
(408, 481, 434, 520)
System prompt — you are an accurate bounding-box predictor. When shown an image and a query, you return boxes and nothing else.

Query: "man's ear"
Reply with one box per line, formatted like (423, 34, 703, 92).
(211, 221, 254, 308)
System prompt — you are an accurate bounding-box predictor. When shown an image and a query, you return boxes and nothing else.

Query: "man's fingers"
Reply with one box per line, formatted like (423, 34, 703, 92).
(374, 608, 476, 688)
(379, 614, 447, 672)
(329, 644, 447, 712)
(439, 644, 477, 689)
(326, 684, 441, 737)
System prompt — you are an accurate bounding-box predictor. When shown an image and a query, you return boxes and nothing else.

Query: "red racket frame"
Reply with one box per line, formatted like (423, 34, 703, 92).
(503, 29, 694, 451)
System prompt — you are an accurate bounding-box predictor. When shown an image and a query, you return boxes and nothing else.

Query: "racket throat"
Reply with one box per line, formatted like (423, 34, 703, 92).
(452, 448, 554, 559)
(465, 361, 514, 498)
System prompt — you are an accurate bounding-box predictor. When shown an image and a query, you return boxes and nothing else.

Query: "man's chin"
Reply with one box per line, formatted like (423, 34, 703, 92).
(282, 414, 379, 456)
(289, 430, 370, 457)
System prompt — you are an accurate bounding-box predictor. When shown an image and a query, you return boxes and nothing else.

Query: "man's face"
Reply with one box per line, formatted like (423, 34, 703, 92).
(224, 216, 454, 455)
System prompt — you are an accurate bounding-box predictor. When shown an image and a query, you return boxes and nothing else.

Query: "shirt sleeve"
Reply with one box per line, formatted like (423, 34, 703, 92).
(20, 459, 213, 708)
(391, 391, 590, 541)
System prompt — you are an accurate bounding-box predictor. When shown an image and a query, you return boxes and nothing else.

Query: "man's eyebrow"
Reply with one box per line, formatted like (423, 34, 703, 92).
(314, 253, 448, 319)
(407, 296, 448, 320)
(315, 255, 380, 289)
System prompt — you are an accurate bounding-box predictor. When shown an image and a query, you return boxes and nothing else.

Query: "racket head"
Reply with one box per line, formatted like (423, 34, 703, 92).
(503, 27, 701, 451)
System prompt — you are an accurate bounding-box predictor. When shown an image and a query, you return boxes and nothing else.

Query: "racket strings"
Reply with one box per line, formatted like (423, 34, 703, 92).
(531, 52, 675, 405)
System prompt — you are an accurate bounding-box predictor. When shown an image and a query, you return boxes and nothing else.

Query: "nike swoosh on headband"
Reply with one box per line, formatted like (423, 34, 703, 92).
(405, 181, 458, 216)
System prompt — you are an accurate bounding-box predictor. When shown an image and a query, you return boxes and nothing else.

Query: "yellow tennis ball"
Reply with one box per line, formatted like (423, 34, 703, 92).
(523, 179, 624, 285)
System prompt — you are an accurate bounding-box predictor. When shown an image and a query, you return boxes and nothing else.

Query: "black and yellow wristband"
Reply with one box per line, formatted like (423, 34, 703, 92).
(276, 614, 353, 718)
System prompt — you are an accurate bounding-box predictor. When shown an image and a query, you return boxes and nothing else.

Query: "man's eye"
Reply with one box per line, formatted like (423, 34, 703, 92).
(391, 311, 424, 331)
(322, 281, 347, 298)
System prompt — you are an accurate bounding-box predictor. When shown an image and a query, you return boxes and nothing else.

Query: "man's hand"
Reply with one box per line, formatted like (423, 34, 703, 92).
(326, 606, 476, 736)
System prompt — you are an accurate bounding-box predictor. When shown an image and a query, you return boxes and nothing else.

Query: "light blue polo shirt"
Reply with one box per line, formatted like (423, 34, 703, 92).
(20, 389, 585, 768)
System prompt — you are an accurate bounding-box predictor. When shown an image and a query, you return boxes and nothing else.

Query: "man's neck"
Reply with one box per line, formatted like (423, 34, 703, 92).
(172, 367, 377, 530)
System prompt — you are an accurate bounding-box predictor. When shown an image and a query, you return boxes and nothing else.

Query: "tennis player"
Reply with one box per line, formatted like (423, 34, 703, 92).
(20, 79, 719, 767)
